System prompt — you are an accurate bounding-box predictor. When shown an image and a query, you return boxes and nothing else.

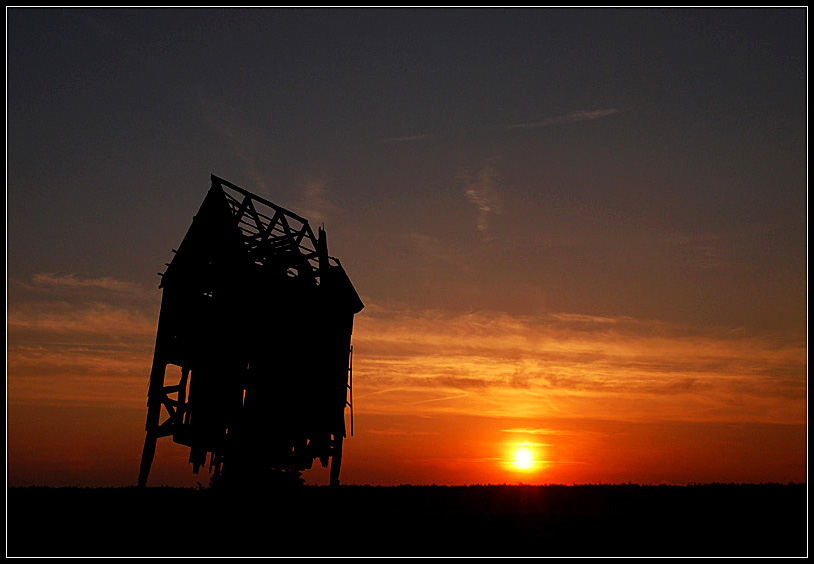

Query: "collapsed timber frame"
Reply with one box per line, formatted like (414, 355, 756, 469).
(137, 175, 363, 487)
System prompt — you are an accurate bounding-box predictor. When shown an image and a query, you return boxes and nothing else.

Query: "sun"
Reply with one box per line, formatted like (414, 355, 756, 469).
(512, 446, 535, 470)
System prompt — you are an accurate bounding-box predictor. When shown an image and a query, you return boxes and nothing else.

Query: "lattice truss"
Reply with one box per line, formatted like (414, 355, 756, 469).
(221, 179, 323, 277)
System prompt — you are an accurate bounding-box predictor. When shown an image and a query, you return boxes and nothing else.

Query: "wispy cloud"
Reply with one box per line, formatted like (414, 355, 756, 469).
(365, 428, 440, 436)
(381, 133, 433, 144)
(670, 232, 746, 270)
(7, 301, 156, 338)
(197, 96, 272, 195)
(30, 273, 147, 296)
(501, 427, 574, 436)
(508, 108, 620, 130)
(550, 312, 629, 324)
(9, 273, 157, 340)
(458, 159, 503, 237)
(298, 179, 342, 225)
(7, 273, 158, 407)
(7, 270, 806, 431)
(351, 305, 807, 424)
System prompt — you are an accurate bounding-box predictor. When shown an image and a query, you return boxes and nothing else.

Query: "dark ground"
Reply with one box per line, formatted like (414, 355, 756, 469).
(6, 483, 807, 557)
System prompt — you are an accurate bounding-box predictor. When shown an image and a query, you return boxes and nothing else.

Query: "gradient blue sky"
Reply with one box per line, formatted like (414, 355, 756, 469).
(7, 8, 807, 487)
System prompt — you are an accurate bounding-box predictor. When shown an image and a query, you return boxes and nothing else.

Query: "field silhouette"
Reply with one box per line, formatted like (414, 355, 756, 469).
(7, 483, 806, 556)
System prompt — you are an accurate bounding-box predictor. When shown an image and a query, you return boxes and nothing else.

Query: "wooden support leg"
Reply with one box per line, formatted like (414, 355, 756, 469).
(137, 432, 157, 487)
(329, 433, 343, 487)
(137, 358, 166, 487)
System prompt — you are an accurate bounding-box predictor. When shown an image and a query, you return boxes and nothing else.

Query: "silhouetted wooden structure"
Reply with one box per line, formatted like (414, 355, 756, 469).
(137, 175, 363, 487)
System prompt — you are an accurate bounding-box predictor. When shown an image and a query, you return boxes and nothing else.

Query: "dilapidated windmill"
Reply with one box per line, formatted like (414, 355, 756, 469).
(137, 175, 363, 487)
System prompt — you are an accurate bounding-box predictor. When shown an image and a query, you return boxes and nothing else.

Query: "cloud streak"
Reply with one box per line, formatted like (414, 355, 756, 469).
(7, 272, 806, 431)
(7, 274, 158, 408)
(7, 301, 157, 339)
(6, 276, 806, 487)
(298, 179, 342, 225)
(459, 160, 502, 237)
(381, 133, 433, 144)
(351, 306, 807, 424)
(508, 109, 620, 130)
(29, 273, 147, 296)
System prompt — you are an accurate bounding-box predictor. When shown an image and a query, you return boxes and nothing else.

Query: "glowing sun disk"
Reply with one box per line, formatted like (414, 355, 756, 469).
(513, 446, 535, 470)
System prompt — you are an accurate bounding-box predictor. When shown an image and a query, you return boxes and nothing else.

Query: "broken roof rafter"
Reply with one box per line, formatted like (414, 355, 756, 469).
(212, 175, 326, 275)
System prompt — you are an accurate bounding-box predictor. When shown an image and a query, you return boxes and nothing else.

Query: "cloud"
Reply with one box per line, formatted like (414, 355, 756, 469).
(350, 305, 807, 424)
(197, 96, 272, 196)
(7, 301, 157, 339)
(298, 179, 342, 225)
(8, 269, 806, 429)
(30, 273, 147, 296)
(7, 273, 159, 407)
(501, 427, 573, 436)
(508, 109, 620, 130)
(458, 159, 503, 237)
(9, 274, 158, 340)
(669, 232, 746, 270)
(365, 428, 440, 436)
(550, 312, 629, 324)
(381, 134, 433, 144)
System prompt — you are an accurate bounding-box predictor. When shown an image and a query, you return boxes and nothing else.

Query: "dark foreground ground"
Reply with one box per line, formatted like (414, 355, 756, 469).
(7, 483, 807, 557)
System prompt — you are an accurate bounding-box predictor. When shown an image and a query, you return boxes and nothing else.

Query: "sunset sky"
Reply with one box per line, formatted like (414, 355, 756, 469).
(7, 8, 807, 487)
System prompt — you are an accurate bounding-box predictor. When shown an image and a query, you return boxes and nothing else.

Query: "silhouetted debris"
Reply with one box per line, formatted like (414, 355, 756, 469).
(138, 175, 363, 489)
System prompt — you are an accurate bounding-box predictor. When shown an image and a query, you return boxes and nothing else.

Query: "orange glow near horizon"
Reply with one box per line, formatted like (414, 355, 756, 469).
(5, 275, 809, 488)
